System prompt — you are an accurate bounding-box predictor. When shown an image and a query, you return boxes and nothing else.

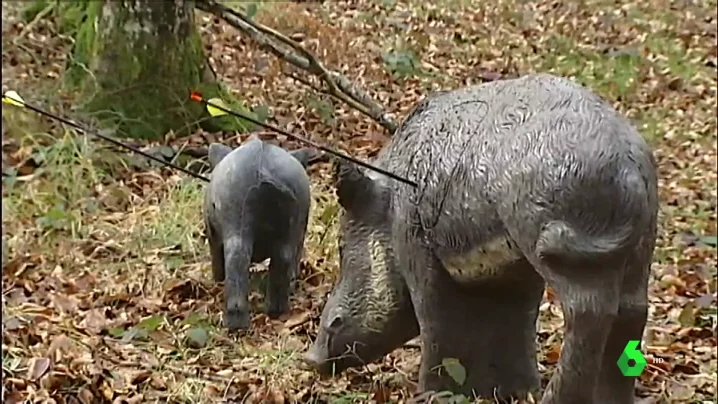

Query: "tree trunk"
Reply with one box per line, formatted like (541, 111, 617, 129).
(69, 0, 250, 140)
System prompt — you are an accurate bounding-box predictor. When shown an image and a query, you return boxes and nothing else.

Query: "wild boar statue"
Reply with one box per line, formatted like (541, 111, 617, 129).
(204, 135, 316, 330)
(303, 73, 658, 404)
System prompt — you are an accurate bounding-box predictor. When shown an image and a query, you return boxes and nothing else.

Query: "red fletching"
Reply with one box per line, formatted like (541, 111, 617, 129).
(189, 92, 203, 102)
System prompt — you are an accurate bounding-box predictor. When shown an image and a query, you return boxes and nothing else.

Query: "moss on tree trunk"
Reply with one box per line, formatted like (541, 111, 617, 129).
(66, 0, 253, 140)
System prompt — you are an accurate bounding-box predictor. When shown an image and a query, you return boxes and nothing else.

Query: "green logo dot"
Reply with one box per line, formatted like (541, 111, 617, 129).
(617, 340, 647, 377)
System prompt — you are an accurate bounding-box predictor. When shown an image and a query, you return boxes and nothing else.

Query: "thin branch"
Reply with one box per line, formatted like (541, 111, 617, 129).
(201, 1, 351, 107)
(194, 0, 397, 133)
(285, 72, 331, 98)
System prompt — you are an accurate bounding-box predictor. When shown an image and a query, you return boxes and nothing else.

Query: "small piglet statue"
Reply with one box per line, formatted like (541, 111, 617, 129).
(204, 135, 316, 330)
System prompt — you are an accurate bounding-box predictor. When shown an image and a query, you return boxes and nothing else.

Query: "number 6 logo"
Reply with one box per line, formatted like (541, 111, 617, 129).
(617, 340, 647, 376)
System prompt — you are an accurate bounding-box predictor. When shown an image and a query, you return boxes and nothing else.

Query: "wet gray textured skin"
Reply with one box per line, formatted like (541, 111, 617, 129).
(304, 73, 659, 404)
(204, 136, 313, 330)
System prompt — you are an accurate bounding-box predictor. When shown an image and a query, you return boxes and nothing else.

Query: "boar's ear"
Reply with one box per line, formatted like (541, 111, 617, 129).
(333, 158, 375, 212)
(208, 143, 233, 168)
(289, 147, 319, 168)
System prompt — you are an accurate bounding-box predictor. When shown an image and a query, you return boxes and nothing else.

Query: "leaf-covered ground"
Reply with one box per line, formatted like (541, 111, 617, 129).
(2, 0, 716, 403)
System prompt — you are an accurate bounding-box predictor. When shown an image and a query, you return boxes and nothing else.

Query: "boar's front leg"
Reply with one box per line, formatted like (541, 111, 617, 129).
(223, 237, 252, 330)
(398, 235, 544, 400)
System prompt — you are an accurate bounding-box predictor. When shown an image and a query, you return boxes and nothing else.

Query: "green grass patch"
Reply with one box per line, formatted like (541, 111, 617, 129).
(3, 132, 110, 240)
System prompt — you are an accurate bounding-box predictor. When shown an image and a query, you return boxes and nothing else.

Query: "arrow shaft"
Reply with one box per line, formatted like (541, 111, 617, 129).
(199, 97, 418, 188)
(5, 93, 418, 189)
(4, 96, 210, 183)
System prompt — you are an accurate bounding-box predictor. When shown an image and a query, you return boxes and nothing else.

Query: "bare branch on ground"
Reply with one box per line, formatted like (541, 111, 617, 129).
(194, 0, 398, 133)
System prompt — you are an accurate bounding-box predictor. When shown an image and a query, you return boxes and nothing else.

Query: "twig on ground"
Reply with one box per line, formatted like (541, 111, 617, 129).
(285, 72, 328, 97)
(95, 338, 234, 384)
(13, 3, 55, 44)
(194, 0, 397, 134)
(162, 364, 235, 384)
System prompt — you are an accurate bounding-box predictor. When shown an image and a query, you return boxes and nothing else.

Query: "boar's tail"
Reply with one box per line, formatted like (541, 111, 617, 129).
(534, 220, 636, 267)
(535, 165, 656, 268)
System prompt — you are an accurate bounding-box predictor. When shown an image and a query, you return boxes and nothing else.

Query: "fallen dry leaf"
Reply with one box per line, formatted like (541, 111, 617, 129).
(283, 310, 312, 329)
(77, 386, 95, 404)
(26, 357, 51, 381)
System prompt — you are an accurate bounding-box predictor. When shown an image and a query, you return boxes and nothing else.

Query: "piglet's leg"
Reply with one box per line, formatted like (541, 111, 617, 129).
(206, 219, 225, 282)
(223, 237, 252, 330)
(266, 243, 298, 319)
(398, 236, 544, 400)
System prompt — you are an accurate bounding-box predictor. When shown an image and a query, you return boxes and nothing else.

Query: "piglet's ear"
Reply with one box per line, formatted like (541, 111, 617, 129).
(333, 158, 374, 211)
(289, 147, 319, 168)
(208, 143, 233, 168)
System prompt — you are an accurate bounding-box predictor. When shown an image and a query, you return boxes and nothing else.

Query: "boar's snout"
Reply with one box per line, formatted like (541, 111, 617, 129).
(301, 345, 324, 370)
(302, 337, 340, 375)
(302, 310, 347, 374)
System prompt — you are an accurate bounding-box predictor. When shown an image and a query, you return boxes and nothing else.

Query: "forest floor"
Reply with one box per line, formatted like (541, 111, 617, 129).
(2, 0, 717, 403)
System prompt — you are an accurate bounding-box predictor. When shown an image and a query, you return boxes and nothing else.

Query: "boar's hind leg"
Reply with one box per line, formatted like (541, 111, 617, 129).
(594, 243, 652, 404)
(535, 260, 624, 404)
(266, 243, 299, 319)
(399, 238, 544, 399)
(223, 237, 252, 330)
